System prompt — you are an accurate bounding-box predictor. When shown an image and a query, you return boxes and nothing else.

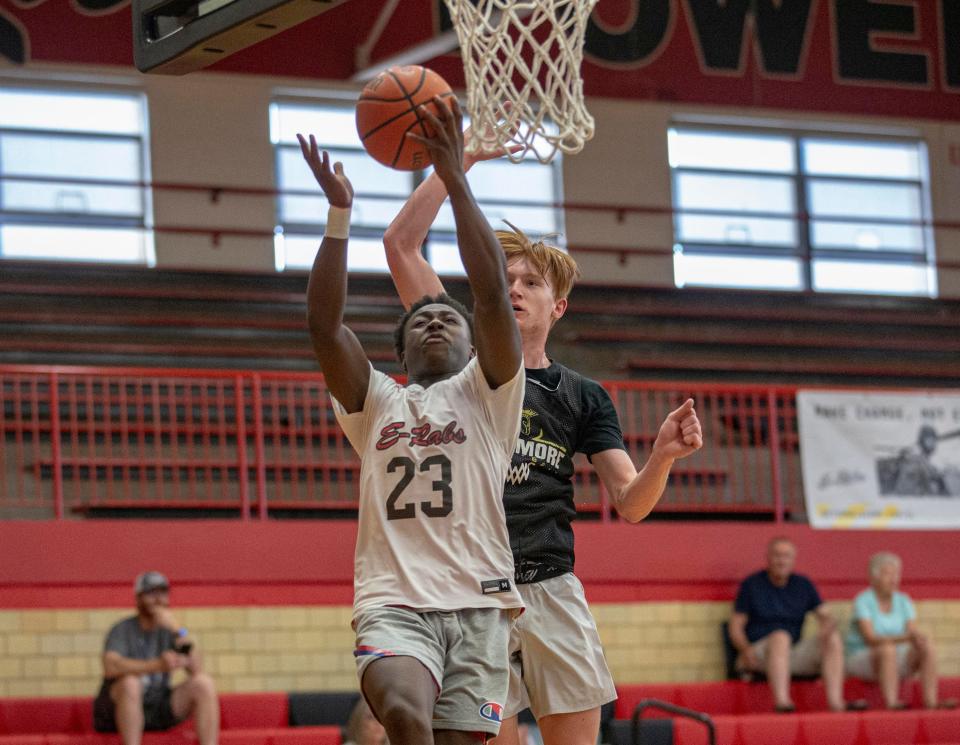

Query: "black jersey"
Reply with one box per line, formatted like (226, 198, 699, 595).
(504, 362, 626, 583)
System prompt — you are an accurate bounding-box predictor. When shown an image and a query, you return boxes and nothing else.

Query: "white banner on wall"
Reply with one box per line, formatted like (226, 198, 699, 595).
(797, 390, 960, 529)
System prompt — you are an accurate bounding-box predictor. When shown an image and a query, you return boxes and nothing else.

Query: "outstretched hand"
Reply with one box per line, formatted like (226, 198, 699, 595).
(297, 133, 353, 209)
(652, 398, 703, 460)
(407, 96, 467, 187)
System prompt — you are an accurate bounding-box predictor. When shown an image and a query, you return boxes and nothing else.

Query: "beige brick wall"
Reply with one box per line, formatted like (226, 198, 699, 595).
(593, 601, 730, 683)
(594, 600, 960, 684)
(1, 601, 958, 698)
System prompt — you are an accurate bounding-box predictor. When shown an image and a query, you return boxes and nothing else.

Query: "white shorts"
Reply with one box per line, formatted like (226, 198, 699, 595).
(505, 573, 617, 719)
(846, 643, 913, 681)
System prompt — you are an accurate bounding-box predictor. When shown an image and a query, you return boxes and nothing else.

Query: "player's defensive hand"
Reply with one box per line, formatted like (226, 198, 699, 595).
(297, 134, 354, 209)
(408, 96, 466, 187)
(652, 398, 703, 460)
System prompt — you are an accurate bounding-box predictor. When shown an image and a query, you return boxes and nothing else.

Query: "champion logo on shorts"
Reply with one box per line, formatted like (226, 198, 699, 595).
(479, 701, 503, 723)
(354, 645, 397, 659)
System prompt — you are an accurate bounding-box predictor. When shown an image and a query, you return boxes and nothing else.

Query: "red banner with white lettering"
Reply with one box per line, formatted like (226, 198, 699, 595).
(0, 0, 958, 120)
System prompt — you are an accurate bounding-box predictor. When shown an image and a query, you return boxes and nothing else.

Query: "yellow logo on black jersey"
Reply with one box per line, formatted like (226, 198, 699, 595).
(521, 408, 537, 437)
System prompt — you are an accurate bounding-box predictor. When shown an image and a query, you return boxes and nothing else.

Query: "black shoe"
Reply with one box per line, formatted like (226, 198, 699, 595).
(775, 704, 796, 714)
(845, 699, 868, 711)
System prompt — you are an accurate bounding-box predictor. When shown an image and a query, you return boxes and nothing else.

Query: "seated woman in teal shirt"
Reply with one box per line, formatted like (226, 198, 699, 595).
(846, 552, 955, 710)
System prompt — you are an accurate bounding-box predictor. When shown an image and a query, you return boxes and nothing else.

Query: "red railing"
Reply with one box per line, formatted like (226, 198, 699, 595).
(0, 364, 806, 522)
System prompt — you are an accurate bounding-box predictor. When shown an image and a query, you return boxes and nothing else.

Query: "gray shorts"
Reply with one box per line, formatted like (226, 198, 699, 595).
(354, 606, 513, 736)
(506, 573, 617, 719)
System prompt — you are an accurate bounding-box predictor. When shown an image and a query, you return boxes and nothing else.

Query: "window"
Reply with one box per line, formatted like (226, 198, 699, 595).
(270, 99, 564, 273)
(0, 87, 153, 265)
(668, 125, 935, 296)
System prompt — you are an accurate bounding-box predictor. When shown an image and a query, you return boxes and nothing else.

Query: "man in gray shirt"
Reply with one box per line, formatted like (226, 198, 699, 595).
(93, 571, 219, 745)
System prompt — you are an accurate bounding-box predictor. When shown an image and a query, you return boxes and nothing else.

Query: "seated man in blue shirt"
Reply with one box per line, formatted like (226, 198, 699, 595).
(728, 537, 856, 712)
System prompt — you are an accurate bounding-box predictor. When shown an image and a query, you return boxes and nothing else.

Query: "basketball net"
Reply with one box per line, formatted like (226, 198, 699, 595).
(443, 0, 598, 164)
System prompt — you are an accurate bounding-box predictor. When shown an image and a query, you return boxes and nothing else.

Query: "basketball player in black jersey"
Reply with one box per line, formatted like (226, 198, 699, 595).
(381, 140, 703, 745)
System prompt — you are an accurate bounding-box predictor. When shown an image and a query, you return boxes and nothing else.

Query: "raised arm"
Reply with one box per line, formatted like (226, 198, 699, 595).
(591, 399, 703, 522)
(298, 134, 370, 413)
(409, 98, 520, 387)
(383, 123, 518, 310)
(382, 171, 447, 308)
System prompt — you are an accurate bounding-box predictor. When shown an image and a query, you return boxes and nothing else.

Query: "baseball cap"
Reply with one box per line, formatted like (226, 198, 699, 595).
(134, 571, 170, 595)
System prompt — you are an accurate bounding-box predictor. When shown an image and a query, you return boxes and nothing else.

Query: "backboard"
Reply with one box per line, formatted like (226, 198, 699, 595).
(133, 0, 347, 74)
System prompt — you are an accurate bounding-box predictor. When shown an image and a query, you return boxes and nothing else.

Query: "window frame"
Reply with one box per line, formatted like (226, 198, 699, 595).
(270, 96, 566, 275)
(669, 122, 936, 297)
(0, 84, 154, 266)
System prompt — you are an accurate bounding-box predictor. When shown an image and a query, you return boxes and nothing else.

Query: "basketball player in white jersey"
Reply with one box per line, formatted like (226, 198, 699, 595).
(380, 139, 703, 745)
(298, 96, 525, 745)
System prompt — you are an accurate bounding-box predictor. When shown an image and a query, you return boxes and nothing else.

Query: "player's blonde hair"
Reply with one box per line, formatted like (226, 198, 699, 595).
(495, 221, 581, 301)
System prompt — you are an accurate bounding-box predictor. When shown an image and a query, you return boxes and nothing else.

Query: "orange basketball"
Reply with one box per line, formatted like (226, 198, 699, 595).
(356, 65, 455, 171)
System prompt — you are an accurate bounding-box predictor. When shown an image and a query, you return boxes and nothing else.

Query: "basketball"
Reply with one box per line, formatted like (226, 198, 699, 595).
(356, 65, 455, 171)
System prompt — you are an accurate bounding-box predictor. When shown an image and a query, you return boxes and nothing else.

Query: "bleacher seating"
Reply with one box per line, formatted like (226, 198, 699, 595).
(663, 710, 960, 745)
(4, 680, 958, 745)
(0, 263, 401, 372)
(4, 260, 960, 385)
(615, 678, 960, 718)
(0, 693, 339, 745)
(612, 678, 960, 745)
(287, 691, 360, 727)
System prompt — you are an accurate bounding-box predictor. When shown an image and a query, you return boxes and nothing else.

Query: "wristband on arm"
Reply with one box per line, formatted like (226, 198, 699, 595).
(325, 206, 351, 240)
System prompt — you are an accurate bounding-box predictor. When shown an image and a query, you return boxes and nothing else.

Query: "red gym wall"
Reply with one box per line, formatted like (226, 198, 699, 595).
(3, 0, 960, 120)
(3, 521, 958, 608)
